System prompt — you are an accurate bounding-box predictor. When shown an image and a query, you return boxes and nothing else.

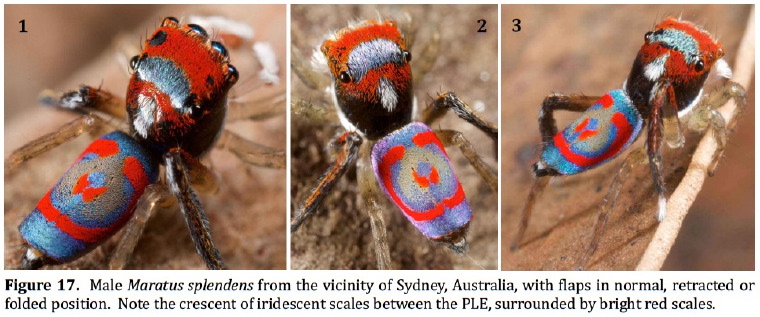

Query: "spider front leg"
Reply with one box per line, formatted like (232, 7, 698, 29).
(512, 93, 599, 250)
(291, 131, 363, 232)
(647, 83, 670, 222)
(357, 143, 392, 270)
(686, 81, 747, 175)
(165, 149, 225, 270)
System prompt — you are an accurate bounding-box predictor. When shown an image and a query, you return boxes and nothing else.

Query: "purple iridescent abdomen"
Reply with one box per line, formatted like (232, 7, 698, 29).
(371, 122, 471, 242)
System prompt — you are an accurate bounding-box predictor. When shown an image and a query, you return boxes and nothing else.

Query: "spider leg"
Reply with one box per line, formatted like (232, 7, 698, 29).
(39, 85, 126, 119)
(215, 129, 286, 169)
(411, 31, 440, 88)
(648, 84, 668, 222)
(357, 143, 393, 270)
(108, 183, 172, 269)
(512, 93, 599, 250)
(434, 129, 497, 192)
(687, 81, 747, 175)
(398, 14, 418, 51)
(290, 23, 329, 91)
(537, 93, 600, 143)
(291, 131, 363, 232)
(396, 11, 440, 86)
(424, 92, 497, 143)
(226, 91, 286, 121)
(511, 176, 550, 251)
(8, 85, 127, 175)
(661, 84, 685, 149)
(5, 114, 109, 175)
(110, 152, 220, 269)
(576, 147, 647, 269)
(291, 99, 337, 124)
(165, 149, 226, 270)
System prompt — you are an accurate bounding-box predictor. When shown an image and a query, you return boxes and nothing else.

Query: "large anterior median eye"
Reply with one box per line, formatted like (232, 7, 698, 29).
(403, 50, 411, 62)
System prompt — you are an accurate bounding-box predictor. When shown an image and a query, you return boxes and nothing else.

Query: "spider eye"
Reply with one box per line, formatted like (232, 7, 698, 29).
(403, 50, 412, 62)
(339, 71, 351, 83)
(162, 17, 178, 27)
(644, 31, 653, 41)
(211, 41, 229, 59)
(227, 64, 239, 85)
(184, 95, 203, 119)
(187, 24, 208, 38)
(695, 60, 705, 72)
(190, 104, 204, 119)
(129, 56, 139, 70)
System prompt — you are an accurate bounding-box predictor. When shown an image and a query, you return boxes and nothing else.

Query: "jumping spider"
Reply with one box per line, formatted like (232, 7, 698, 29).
(5, 14, 286, 269)
(511, 16, 747, 270)
(291, 7, 498, 270)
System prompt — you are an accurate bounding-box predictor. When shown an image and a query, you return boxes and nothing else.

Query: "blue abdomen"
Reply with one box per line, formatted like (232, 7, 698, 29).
(542, 89, 643, 175)
(19, 131, 159, 262)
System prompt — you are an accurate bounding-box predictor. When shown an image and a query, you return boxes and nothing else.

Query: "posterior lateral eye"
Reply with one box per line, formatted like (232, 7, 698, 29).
(339, 70, 352, 83)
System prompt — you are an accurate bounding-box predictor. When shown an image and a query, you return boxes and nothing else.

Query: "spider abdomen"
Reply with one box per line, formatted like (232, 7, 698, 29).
(371, 122, 471, 250)
(19, 131, 159, 263)
(540, 90, 643, 175)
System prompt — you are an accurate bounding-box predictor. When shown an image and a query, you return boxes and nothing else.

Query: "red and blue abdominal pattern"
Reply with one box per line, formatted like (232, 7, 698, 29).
(19, 131, 158, 263)
(371, 122, 471, 246)
(542, 89, 643, 175)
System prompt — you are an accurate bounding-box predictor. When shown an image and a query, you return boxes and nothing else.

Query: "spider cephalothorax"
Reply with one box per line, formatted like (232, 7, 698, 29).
(321, 20, 413, 140)
(127, 17, 239, 157)
(626, 17, 727, 117)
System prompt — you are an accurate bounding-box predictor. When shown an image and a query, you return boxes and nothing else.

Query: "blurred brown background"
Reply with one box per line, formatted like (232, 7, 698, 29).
(502, 5, 754, 270)
(4, 4, 287, 269)
(291, 4, 498, 269)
